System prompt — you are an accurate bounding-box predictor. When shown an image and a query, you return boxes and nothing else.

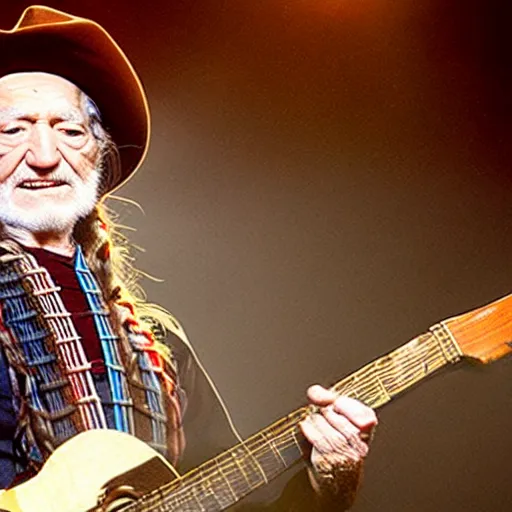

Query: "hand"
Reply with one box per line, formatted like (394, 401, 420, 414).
(300, 385, 377, 478)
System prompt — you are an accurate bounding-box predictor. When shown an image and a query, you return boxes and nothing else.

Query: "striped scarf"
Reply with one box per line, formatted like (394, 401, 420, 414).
(0, 240, 183, 477)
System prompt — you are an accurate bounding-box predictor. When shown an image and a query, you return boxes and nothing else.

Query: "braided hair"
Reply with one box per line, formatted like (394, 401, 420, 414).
(73, 92, 180, 369)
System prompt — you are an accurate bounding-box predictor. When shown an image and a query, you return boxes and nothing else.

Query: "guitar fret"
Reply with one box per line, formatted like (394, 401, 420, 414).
(198, 464, 242, 510)
(196, 485, 225, 512)
(263, 430, 289, 467)
(191, 488, 207, 512)
(164, 476, 225, 512)
(252, 437, 285, 481)
(331, 332, 453, 409)
(231, 445, 268, 488)
(278, 433, 305, 466)
(289, 426, 308, 458)
(384, 339, 443, 397)
(158, 430, 303, 512)
(214, 457, 238, 502)
(431, 322, 463, 362)
(336, 370, 384, 407)
(373, 373, 391, 403)
(230, 450, 256, 496)
(160, 487, 209, 512)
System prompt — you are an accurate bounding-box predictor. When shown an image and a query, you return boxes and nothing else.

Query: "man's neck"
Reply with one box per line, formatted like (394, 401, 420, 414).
(3, 225, 76, 257)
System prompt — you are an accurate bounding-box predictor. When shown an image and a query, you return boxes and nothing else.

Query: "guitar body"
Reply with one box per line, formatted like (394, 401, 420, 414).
(0, 430, 178, 512)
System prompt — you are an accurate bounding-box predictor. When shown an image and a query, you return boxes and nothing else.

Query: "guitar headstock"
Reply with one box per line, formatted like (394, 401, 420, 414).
(444, 294, 512, 364)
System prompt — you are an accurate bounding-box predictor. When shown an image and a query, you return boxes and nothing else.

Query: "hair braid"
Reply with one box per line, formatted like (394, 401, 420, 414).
(73, 202, 177, 365)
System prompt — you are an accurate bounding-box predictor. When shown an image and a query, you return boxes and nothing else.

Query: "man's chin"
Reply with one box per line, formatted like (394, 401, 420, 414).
(11, 189, 76, 211)
(2, 215, 76, 234)
(0, 204, 96, 234)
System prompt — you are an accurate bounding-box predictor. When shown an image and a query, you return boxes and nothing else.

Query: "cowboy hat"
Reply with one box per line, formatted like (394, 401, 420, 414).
(0, 5, 150, 193)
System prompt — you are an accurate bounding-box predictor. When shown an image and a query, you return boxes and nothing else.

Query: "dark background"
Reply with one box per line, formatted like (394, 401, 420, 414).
(4, 1, 511, 510)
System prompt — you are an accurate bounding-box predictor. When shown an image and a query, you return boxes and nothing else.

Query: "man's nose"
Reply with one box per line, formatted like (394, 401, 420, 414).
(25, 122, 60, 170)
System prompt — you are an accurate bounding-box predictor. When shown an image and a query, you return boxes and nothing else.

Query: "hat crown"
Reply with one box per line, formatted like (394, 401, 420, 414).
(15, 6, 75, 31)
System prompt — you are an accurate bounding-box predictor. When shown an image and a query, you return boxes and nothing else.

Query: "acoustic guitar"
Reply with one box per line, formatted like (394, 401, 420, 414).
(1, 294, 511, 512)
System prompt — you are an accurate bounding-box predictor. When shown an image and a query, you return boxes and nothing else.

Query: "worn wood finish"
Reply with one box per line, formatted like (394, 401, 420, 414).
(444, 293, 512, 363)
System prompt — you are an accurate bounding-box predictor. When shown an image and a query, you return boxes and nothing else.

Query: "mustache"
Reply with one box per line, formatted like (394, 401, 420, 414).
(6, 166, 99, 187)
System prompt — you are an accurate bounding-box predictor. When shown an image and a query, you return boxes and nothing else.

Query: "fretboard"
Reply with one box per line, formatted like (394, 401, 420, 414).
(123, 322, 462, 512)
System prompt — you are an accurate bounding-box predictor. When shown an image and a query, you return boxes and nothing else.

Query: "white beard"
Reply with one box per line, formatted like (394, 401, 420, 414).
(0, 167, 100, 234)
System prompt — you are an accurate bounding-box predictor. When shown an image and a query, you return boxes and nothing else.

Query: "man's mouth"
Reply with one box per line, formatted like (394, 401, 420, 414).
(18, 180, 68, 190)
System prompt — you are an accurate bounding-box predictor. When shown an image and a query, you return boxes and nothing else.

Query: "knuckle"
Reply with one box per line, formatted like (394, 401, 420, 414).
(333, 435, 350, 453)
(334, 397, 377, 427)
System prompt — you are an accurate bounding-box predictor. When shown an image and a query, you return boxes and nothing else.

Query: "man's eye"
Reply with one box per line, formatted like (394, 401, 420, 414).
(2, 126, 23, 135)
(61, 129, 85, 137)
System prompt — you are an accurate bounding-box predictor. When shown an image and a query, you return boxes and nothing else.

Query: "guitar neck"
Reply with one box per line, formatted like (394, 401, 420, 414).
(123, 322, 462, 512)
(332, 322, 461, 407)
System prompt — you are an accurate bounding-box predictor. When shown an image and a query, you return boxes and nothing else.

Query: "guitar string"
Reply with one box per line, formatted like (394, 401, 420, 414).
(128, 333, 453, 510)
(120, 419, 307, 511)
(124, 400, 429, 510)
(342, 332, 456, 399)
(121, 334, 454, 510)
(122, 426, 306, 512)
(119, 332, 457, 511)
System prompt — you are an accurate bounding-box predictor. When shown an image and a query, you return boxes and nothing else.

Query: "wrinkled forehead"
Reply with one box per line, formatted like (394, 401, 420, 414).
(0, 71, 86, 120)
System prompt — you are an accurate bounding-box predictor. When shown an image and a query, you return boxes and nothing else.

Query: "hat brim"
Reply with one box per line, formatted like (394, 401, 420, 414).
(0, 7, 150, 193)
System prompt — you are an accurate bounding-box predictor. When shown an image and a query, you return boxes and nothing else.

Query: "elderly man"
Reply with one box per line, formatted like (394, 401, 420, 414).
(0, 6, 376, 510)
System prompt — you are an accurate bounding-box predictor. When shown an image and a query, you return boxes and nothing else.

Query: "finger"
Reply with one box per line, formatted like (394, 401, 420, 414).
(300, 413, 358, 459)
(323, 407, 369, 457)
(306, 385, 337, 406)
(332, 396, 378, 431)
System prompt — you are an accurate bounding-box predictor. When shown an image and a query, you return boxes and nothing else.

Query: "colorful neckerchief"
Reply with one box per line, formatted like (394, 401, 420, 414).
(0, 241, 172, 470)
(74, 247, 170, 453)
(74, 246, 134, 433)
(0, 244, 103, 450)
